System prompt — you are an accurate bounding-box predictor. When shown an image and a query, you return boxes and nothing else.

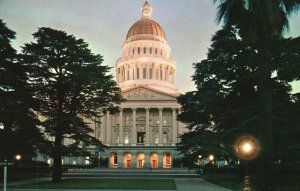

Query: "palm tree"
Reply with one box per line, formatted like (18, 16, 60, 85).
(213, 1, 300, 191)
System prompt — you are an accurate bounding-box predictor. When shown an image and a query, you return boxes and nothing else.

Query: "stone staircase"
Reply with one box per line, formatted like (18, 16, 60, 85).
(64, 168, 198, 178)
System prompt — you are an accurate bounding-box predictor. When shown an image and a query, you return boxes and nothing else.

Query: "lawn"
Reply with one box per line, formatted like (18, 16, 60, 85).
(10, 178, 176, 190)
(203, 174, 300, 191)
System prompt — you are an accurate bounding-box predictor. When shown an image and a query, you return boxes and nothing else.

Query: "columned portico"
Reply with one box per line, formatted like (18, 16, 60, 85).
(158, 107, 163, 144)
(132, 108, 137, 145)
(145, 107, 150, 145)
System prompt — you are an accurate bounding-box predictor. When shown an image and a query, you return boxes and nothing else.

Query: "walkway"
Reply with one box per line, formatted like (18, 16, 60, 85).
(175, 178, 233, 191)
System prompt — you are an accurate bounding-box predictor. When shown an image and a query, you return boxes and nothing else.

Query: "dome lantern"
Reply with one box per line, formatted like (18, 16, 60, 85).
(141, 1, 152, 19)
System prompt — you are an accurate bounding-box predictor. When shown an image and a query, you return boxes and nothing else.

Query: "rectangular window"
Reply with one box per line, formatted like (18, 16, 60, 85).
(137, 68, 139, 79)
(150, 48, 152, 54)
(155, 48, 158, 54)
(144, 47, 146, 54)
(160, 70, 163, 80)
(143, 67, 146, 79)
(138, 47, 140, 54)
(166, 155, 171, 165)
(96, 130, 101, 139)
(132, 48, 135, 55)
(113, 155, 118, 164)
(149, 68, 152, 79)
(163, 115, 167, 125)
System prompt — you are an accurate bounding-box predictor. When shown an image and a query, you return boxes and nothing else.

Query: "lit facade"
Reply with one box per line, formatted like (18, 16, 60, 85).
(95, 1, 186, 168)
(42, 1, 186, 168)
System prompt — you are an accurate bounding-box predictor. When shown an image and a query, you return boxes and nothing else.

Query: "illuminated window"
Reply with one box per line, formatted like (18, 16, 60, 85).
(124, 131, 129, 144)
(166, 153, 171, 165)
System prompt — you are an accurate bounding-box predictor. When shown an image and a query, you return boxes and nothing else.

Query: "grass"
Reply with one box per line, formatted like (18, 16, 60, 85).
(0, 172, 50, 182)
(10, 178, 176, 190)
(203, 173, 300, 191)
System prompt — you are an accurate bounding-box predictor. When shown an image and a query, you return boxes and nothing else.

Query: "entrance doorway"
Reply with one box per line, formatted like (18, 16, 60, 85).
(151, 153, 158, 168)
(123, 153, 132, 168)
(136, 153, 145, 168)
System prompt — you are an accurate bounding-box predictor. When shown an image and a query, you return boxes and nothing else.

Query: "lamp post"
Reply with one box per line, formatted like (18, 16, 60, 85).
(198, 155, 203, 175)
(235, 136, 260, 191)
(208, 154, 214, 177)
(3, 154, 22, 191)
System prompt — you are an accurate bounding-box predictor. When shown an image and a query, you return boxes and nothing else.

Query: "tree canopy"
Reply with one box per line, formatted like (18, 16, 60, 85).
(22, 27, 122, 182)
(177, 27, 300, 166)
(0, 19, 42, 161)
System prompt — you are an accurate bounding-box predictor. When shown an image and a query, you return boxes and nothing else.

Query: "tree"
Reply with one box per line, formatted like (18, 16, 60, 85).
(0, 19, 42, 161)
(213, 1, 300, 190)
(22, 27, 122, 182)
(177, 27, 300, 187)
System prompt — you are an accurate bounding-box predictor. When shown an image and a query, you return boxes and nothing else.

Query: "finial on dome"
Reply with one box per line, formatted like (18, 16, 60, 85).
(141, 1, 152, 19)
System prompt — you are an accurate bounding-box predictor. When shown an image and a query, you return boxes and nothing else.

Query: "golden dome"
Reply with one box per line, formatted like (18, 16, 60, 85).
(126, 19, 166, 40)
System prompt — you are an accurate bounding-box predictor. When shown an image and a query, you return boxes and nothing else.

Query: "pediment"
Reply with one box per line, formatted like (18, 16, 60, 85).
(122, 86, 177, 101)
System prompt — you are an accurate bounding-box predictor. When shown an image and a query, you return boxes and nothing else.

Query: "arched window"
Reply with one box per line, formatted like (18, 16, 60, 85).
(149, 48, 152, 54)
(143, 47, 146, 54)
(155, 48, 158, 54)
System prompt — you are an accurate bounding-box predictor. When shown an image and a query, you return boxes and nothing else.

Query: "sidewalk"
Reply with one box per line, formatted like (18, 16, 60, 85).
(175, 178, 234, 191)
(4, 177, 234, 191)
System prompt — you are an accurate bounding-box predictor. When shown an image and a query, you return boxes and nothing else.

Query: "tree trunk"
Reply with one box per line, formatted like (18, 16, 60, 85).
(52, 129, 63, 182)
(256, 40, 274, 191)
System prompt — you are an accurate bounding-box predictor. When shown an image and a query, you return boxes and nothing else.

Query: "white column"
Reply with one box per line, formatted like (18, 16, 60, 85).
(124, 65, 128, 81)
(119, 108, 123, 144)
(100, 114, 105, 143)
(106, 111, 111, 144)
(145, 107, 150, 145)
(146, 63, 149, 79)
(173, 68, 176, 84)
(139, 64, 142, 79)
(158, 108, 163, 144)
(172, 108, 178, 144)
(154, 63, 157, 80)
(132, 108, 137, 145)
(134, 62, 137, 79)
(117, 152, 123, 168)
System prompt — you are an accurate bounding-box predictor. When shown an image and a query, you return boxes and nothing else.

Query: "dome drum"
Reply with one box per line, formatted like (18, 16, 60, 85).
(116, 1, 178, 94)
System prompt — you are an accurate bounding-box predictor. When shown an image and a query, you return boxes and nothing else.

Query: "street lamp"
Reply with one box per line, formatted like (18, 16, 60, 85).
(3, 154, 22, 191)
(235, 136, 260, 191)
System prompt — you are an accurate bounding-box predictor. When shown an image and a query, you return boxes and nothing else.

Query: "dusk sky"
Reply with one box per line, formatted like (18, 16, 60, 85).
(1, 0, 300, 93)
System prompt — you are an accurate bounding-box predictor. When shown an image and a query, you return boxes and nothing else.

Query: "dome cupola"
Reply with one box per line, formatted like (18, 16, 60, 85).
(115, 1, 178, 95)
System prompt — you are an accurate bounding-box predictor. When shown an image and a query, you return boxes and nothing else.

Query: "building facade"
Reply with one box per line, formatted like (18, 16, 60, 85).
(42, 1, 186, 169)
(95, 1, 186, 169)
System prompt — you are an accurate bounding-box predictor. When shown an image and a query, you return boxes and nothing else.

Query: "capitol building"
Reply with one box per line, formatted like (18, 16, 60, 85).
(95, 1, 187, 169)
(43, 1, 186, 169)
